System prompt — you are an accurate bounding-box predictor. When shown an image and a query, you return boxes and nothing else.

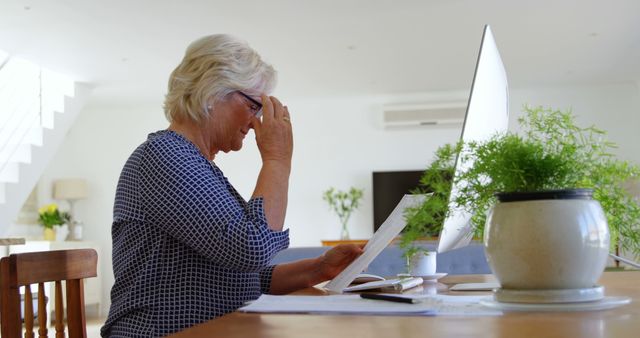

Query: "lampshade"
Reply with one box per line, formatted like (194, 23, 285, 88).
(53, 179, 88, 200)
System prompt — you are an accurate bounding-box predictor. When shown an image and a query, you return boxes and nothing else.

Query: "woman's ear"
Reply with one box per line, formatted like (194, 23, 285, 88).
(205, 99, 214, 113)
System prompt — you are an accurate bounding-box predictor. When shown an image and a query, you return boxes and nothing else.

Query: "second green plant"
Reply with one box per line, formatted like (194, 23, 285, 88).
(323, 187, 364, 240)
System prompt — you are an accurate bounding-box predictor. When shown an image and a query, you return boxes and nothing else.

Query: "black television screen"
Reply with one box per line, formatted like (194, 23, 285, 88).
(372, 170, 424, 232)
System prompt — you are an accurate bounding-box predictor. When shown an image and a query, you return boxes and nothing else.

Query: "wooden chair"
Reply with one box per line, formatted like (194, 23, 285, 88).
(0, 249, 97, 338)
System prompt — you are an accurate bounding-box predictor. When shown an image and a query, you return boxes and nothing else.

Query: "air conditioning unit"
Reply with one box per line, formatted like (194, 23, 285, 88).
(382, 102, 467, 128)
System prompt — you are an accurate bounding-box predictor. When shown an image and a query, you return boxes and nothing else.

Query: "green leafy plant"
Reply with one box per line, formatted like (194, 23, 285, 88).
(399, 144, 459, 261)
(323, 187, 364, 239)
(38, 203, 70, 229)
(401, 106, 640, 258)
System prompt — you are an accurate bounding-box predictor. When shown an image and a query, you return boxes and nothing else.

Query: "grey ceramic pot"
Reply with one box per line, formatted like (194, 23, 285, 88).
(484, 189, 610, 290)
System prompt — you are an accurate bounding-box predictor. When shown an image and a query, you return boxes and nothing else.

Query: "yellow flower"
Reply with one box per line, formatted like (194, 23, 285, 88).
(46, 203, 58, 213)
(38, 203, 67, 228)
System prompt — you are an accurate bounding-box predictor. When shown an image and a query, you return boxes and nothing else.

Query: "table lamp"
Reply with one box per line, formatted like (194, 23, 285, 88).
(53, 178, 87, 240)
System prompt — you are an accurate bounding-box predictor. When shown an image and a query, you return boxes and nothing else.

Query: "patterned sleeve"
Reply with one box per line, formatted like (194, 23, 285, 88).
(259, 265, 277, 294)
(139, 138, 289, 272)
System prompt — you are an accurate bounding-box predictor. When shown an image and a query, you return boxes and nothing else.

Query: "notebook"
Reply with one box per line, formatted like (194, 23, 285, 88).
(343, 277, 424, 293)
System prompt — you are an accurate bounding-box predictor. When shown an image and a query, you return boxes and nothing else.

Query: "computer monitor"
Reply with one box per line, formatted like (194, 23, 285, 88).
(437, 25, 510, 253)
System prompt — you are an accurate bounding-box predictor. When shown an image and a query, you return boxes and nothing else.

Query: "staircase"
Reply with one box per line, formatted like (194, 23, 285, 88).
(0, 51, 91, 236)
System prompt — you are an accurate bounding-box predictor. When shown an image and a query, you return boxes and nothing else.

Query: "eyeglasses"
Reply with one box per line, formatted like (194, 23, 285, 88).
(237, 91, 263, 118)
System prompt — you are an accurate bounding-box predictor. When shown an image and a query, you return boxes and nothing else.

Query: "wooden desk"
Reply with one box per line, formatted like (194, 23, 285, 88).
(169, 272, 639, 338)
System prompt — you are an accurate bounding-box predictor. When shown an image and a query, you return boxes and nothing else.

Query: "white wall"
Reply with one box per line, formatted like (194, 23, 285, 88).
(34, 82, 640, 315)
(510, 84, 640, 163)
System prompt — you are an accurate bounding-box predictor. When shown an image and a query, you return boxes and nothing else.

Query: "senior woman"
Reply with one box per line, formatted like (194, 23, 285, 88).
(101, 34, 363, 337)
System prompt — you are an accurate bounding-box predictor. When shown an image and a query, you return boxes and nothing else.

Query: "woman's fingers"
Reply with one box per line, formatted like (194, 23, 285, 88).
(253, 95, 293, 164)
(250, 115, 262, 134)
(271, 96, 285, 121)
(260, 94, 274, 120)
(260, 95, 289, 123)
(283, 106, 291, 123)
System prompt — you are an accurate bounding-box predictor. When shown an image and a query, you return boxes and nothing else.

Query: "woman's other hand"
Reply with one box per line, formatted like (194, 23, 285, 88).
(268, 244, 365, 295)
(314, 244, 365, 281)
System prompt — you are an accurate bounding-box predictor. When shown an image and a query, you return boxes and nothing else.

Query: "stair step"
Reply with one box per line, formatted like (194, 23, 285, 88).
(0, 162, 19, 183)
(0, 142, 33, 165)
(24, 125, 43, 146)
(0, 54, 89, 237)
(6, 144, 32, 164)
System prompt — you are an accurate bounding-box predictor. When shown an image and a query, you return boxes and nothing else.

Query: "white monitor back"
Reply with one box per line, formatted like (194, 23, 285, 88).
(437, 25, 509, 253)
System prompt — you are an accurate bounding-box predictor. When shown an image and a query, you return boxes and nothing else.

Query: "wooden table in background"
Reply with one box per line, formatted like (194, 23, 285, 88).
(320, 239, 369, 247)
(169, 272, 640, 338)
(0, 238, 25, 246)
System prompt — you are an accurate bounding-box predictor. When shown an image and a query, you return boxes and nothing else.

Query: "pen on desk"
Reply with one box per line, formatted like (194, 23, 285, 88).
(360, 293, 419, 304)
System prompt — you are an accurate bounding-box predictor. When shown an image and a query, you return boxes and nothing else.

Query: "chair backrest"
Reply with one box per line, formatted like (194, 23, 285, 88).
(0, 249, 97, 338)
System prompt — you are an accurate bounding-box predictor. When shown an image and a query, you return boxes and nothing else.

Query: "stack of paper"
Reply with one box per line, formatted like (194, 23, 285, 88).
(240, 294, 435, 315)
(240, 294, 502, 316)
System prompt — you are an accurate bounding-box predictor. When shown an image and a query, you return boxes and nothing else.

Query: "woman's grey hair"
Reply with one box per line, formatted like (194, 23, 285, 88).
(163, 34, 277, 123)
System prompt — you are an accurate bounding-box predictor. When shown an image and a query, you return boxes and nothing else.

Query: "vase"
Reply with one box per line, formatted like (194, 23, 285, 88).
(484, 189, 609, 302)
(340, 222, 350, 240)
(408, 251, 437, 276)
(43, 228, 56, 241)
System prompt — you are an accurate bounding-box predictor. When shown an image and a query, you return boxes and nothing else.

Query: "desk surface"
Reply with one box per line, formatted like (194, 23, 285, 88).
(169, 272, 640, 338)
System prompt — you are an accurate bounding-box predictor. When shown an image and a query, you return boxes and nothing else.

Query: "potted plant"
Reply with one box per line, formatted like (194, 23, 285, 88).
(402, 106, 640, 298)
(323, 187, 364, 240)
(38, 203, 70, 241)
(398, 148, 458, 275)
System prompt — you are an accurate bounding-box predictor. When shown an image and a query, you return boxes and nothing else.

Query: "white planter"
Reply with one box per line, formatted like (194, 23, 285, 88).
(484, 189, 610, 291)
(408, 251, 437, 276)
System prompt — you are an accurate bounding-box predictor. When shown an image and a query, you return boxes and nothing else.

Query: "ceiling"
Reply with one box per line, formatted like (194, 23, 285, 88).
(1, 0, 639, 106)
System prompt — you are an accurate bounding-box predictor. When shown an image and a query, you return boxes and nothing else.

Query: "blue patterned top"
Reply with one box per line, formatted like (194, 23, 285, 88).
(101, 130, 290, 337)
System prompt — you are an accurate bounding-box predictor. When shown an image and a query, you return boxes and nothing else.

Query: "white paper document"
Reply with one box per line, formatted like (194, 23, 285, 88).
(324, 194, 429, 293)
(240, 294, 435, 315)
(450, 282, 501, 291)
(239, 294, 502, 316)
(409, 294, 502, 316)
